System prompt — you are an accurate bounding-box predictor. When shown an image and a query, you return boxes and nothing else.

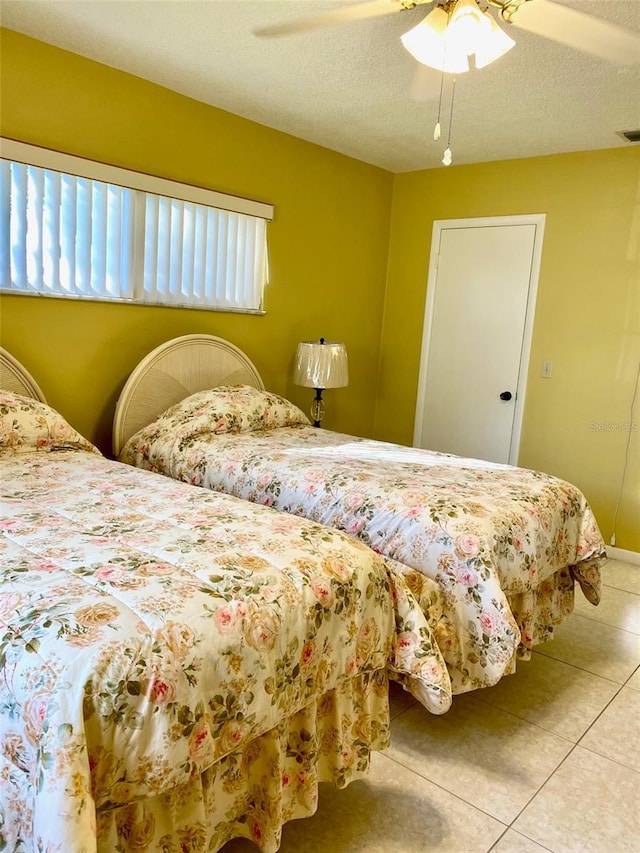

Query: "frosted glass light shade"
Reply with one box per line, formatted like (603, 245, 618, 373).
(401, 6, 470, 73)
(475, 9, 516, 68)
(401, 0, 515, 73)
(294, 340, 348, 389)
(446, 0, 491, 57)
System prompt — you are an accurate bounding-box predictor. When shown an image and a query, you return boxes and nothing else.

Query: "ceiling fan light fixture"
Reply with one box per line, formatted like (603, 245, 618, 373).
(401, 5, 470, 73)
(474, 8, 516, 68)
(402, 0, 515, 73)
(446, 0, 491, 56)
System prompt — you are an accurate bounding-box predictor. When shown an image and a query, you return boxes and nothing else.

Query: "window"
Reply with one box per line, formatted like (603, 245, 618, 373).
(0, 139, 274, 313)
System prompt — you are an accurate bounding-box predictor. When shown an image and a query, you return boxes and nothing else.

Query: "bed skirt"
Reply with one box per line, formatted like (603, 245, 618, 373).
(93, 669, 390, 853)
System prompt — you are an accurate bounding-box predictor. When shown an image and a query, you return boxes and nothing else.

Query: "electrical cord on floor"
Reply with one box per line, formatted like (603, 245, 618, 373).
(610, 359, 640, 547)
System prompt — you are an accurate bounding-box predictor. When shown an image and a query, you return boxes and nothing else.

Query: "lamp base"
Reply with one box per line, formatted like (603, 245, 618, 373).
(310, 388, 325, 428)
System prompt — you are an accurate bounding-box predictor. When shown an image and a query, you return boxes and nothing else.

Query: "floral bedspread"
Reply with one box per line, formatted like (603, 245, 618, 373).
(122, 419, 606, 693)
(0, 449, 451, 853)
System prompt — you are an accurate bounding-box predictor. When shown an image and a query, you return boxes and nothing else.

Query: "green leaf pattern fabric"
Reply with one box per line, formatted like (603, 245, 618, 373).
(1, 448, 451, 852)
(121, 413, 606, 694)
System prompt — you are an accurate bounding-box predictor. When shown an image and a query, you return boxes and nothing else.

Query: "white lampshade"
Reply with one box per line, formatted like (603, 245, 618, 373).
(294, 340, 348, 390)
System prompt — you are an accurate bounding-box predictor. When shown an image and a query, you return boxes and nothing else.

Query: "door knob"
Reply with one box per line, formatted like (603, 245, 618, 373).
(499, 391, 513, 401)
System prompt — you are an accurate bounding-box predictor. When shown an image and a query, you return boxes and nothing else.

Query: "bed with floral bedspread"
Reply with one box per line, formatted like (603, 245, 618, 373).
(0, 391, 451, 853)
(120, 385, 606, 695)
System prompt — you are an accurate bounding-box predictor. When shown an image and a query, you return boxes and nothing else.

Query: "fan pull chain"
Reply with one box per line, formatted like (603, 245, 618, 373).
(434, 70, 445, 141)
(443, 75, 456, 166)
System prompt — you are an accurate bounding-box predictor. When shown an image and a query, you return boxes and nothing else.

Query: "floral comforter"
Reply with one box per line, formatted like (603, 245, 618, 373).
(0, 449, 451, 853)
(122, 404, 606, 694)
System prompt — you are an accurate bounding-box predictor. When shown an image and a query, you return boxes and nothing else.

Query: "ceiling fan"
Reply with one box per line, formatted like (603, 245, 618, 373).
(254, 0, 640, 67)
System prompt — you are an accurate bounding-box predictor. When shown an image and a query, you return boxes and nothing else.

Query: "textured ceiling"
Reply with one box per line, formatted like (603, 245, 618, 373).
(1, 0, 639, 172)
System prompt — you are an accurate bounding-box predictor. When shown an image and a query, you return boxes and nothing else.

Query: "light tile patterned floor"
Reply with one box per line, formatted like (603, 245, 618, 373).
(223, 559, 640, 852)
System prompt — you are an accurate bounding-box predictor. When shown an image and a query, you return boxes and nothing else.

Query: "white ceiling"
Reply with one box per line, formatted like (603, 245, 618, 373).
(1, 0, 639, 172)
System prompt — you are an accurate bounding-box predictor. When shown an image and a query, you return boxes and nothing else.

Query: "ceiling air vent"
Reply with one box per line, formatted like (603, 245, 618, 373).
(617, 130, 640, 143)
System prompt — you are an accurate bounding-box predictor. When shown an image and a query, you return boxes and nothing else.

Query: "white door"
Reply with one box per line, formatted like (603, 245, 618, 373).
(413, 215, 545, 464)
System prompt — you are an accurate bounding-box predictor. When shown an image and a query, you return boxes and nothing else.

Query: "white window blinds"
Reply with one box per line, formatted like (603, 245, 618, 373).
(0, 139, 273, 312)
(141, 194, 266, 309)
(1, 165, 135, 300)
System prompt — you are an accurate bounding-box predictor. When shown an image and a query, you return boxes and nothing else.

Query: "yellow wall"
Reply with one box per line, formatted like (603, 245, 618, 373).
(377, 149, 640, 551)
(0, 29, 393, 451)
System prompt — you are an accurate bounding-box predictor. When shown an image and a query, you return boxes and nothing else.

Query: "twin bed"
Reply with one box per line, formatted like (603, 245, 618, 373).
(115, 335, 606, 695)
(1, 335, 607, 852)
(0, 348, 451, 853)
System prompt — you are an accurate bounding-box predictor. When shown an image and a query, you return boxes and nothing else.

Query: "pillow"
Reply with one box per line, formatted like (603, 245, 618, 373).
(0, 391, 101, 455)
(142, 385, 309, 440)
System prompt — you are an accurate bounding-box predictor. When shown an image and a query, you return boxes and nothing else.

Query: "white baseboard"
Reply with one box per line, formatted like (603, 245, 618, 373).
(606, 546, 640, 566)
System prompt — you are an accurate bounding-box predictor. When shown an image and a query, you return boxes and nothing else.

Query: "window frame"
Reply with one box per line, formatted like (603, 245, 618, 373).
(0, 137, 274, 314)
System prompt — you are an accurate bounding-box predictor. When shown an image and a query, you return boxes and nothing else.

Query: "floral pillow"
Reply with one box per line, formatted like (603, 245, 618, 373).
(145, 385, 309, 439)
(0, 391, 101, 455)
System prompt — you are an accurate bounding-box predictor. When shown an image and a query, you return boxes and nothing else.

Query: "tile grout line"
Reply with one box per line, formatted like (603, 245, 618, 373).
(387, 668, 635, 850)
(382, 736, 604, 853)
(590, 579, 640, 599)
(569, 606, 640, 636)
(385, 562, 639, 851)
(380, 748, 511, 830)
(462, 686, 596, 746)
(392, 662, 625, 779)
(602, 583, 640, 596)
(503, 715, 640, 849)
(460, 661, 638, 776)
(535, 646, 640, 684)
(507, 647, 622, 685)
(577, 740, 640, 776)
(579, 568, 640, 639)
(544, 608, 640, 638)
(389, 700, 417, 723)
(573, 679, 640, 775)
(601, 560, 640, 597)
(504, 739, 582, 838)
(487, 825, 554, 853)
(387, 696, 580, 823)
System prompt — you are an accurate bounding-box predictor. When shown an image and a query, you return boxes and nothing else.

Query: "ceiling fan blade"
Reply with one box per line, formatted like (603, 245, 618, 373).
(253, 0, 407, 38)
(510, 0, 640, 65)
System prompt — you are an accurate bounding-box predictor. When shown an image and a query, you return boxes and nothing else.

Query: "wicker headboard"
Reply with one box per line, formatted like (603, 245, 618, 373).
(0, 347, 47, 402)
(113, 334, 264, 456)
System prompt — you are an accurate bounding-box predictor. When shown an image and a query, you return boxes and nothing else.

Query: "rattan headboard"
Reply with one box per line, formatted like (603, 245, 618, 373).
(113, 334, 264, 456)
(0, 347, 47, 402)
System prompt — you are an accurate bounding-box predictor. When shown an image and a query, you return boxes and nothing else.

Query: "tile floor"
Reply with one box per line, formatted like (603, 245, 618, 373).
(223, 559, 640, 852)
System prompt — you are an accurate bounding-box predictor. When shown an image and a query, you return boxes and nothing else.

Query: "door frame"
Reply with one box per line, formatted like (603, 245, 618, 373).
(412, 214, 546, 465)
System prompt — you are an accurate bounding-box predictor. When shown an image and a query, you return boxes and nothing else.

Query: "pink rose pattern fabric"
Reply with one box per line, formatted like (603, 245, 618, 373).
(0, 391, 100, 454)
(138, 385, 310, 439)
(121, 418, 606, 694)
(0, 448, 451, 853)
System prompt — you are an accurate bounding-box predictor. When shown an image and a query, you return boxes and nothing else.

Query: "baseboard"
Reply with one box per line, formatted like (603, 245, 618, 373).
(606, 546, 640, 566)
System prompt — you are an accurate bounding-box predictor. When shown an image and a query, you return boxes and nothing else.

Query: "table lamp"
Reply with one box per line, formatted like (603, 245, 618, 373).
(293, 337, 348, 427)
